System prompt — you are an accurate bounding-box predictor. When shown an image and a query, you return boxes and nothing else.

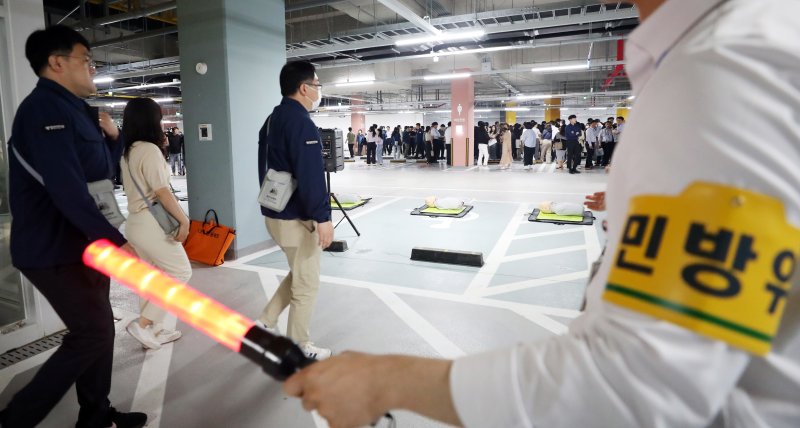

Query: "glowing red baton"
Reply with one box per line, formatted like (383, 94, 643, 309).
(84, 239, 253, 351)
(84, 239, 313, 381)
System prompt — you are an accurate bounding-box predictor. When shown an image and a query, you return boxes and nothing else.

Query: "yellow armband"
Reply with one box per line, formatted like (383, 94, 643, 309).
(604, 182, 798, 355)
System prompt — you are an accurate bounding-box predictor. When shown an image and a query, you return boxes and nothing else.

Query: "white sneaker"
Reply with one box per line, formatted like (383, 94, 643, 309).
(127, 320, 161, 350)
(152, 324, 182, 345)
(255, 320, 281, 336)
(300, 342, 332, 360)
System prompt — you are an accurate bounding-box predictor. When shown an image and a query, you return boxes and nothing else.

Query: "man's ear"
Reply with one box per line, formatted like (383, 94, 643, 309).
(46, 55, 62, 73)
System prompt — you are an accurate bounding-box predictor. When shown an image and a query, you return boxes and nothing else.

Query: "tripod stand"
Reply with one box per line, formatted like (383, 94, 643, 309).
(326, 171, 360, 236)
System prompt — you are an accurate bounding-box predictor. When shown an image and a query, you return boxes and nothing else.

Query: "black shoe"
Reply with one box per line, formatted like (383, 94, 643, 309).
(573, 170, 581, 174)
(107, 407, 147, 428)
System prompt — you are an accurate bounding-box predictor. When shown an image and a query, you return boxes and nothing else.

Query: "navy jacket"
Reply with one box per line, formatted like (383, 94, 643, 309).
(564, 123, 582, 143)
(258, 98, 330, 223)
(8, 78, 126, 269)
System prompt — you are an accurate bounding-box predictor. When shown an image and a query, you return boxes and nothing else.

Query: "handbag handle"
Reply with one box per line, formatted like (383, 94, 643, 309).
(201, 209, 220, 235)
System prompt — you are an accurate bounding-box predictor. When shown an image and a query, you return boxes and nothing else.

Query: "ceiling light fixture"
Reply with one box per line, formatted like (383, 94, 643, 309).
(335, 80, 375, 87)
(395, 29, 485, 47)
(515, 94, 551, 101)
(93, 76, 115, 84)
(589, 107, 608, 110)
(627, 95, 636, 100)
(152, 97, 176, 103)
(474, 108, 492, 112)
(530, 62, 590, 73)
(423, 72, 471, 81)
(105, 79, 181, 93)
(504, 107, 530, 112)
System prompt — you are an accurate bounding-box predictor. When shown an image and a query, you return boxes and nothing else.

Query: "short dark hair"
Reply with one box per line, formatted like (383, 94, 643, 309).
(568, 114, 577, 120)
(617, 116, 626, 121)
(25, 25, 90, 76)
(432, 122, 438, 127)
(279, 61, 316, 96)
(348, 127, 352, 131)
(123, 97, 166, 159)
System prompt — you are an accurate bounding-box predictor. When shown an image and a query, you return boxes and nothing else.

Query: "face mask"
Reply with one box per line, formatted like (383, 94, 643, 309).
(305, 84, 321, 111)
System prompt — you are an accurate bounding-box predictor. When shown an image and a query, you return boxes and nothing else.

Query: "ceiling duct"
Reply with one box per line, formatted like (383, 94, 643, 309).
(377, 0, 440, 36)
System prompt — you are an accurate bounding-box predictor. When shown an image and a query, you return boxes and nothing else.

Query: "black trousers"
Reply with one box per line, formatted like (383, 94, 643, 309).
(566, 141, 582, 171)
(585, 143, 595, 168)
(2, 264, 114, 428)
(425, 142, 434, 163)
(366, 142, 377, 164)
(523, 146, 535, 166)
(434, 140, 444, 160)
(347, 144, 354, 158)
(602, 141, 616, 166)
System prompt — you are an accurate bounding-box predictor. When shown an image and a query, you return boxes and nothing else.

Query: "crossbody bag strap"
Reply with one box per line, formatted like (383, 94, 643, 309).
(126, 158, 159, 215)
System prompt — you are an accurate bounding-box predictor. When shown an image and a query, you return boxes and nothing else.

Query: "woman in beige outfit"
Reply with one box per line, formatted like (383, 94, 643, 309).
(499, 124, 513, 169)
(121, 98, 192, 350)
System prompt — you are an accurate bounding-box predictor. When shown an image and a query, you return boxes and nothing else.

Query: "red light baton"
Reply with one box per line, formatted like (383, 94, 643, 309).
(83, 239, 313, 381)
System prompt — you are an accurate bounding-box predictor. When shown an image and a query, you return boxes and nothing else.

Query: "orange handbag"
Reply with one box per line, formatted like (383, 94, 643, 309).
(183, 209, 236, 266)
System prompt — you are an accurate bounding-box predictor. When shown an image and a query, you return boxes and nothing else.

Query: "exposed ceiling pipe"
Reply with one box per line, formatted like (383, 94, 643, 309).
(91, 27, 178, 48)
(376, 0, 440, 36)
(315, 35, 627, 69)
(79, 0, 177, 28)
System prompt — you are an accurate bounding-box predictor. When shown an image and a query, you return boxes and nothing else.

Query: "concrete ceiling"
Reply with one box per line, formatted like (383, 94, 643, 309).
(40, 0, 638, 113)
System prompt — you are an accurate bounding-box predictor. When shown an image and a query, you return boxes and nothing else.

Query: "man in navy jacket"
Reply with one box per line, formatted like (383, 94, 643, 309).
(256, 61, 333, 360)
(1, 25, 145, 428)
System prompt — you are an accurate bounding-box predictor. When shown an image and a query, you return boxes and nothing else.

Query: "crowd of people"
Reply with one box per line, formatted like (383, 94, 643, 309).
(342, 115, 625, 171)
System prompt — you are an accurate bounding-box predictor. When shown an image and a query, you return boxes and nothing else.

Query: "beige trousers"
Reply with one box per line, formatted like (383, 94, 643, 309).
(540, 140, 553, 163)
(260, 217, 321, 344)
(125, 210, 192, 323)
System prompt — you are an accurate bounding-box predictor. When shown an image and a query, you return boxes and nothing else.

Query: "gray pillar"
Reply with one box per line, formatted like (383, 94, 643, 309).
(177, 0, 285, 257)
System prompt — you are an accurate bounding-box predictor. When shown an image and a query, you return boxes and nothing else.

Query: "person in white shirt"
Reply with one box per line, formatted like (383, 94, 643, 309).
(520, 121, 538, 170)
(281, 2, 800, 428)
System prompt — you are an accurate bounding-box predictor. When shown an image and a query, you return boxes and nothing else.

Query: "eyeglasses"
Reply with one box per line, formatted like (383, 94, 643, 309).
(57, 54, 96, 69)
(304, 82, 323, 90)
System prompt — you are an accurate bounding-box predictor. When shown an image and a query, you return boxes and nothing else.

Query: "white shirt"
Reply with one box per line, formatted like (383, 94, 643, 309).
(444, 127, 451, 142)
(520, 128, 537, 148)
(450, 1, 800, 427)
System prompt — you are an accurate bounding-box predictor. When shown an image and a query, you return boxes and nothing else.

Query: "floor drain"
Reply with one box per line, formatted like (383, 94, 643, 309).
(0, 330, 68, 369)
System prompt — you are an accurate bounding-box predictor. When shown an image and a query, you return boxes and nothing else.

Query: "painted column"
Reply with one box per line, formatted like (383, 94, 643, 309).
(450, 73, 474, 167)
(178, 0, 285, 257)
(351, 112, 365, 134)
(505, 102, 517, 124)
(616, 108, 629, 121)
(545, 98, 561, 122)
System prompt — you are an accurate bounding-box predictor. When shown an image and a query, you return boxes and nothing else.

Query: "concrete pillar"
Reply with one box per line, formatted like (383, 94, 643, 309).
(178, 0, 285, 257)
(351, 112, 365, 134)
(450, 74, 474, 167)
(505, 102, 517, 124)
(545, 98, 561, 122)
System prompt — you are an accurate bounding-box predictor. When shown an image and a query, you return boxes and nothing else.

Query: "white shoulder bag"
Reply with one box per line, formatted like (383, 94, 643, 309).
(11, 143, 126, 228)
(258, 115, 297, 212)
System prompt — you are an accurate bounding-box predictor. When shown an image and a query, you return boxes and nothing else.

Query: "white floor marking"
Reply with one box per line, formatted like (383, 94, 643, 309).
(337, 185, 590, 196)
(372, 289, 465, 359)
(228, 245, 281, 266)
(464, 203, 528, 296)
(500, 244, 587, 263)
(227, 264, 580, 319)
(509, 308, 569, 335)
(511, 228, 583, 241)
(477, 270, 591, 297)
(130, 314, 178, 428)
(335, 197, 402, 222)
